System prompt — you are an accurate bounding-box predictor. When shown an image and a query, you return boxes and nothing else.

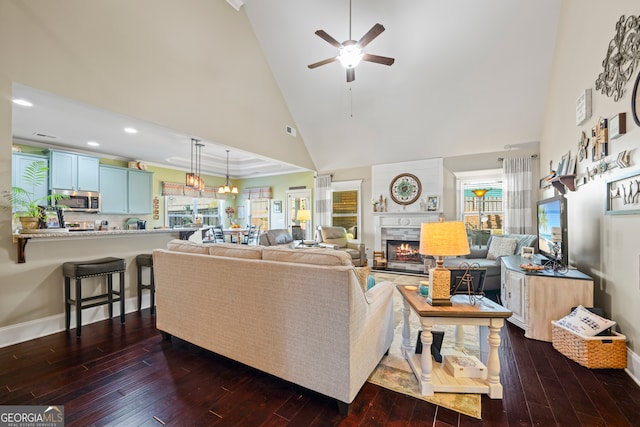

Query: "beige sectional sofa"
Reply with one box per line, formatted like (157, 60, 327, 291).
(152, 240, 395, 414)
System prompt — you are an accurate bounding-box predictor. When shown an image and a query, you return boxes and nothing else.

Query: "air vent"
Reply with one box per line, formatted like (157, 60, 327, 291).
(285, 125, 297, 137)
(33, 132, 57, 139)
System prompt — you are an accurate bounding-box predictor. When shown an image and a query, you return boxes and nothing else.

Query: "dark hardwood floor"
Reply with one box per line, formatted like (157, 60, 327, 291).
(1, 309, 639, 427)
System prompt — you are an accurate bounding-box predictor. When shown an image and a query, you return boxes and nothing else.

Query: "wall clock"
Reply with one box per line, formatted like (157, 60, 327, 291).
(389, 173, 422, 205)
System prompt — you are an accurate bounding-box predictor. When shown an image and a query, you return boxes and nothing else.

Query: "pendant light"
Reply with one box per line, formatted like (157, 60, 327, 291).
(185, 138, 205, 191)
(218, 150, 238, 194)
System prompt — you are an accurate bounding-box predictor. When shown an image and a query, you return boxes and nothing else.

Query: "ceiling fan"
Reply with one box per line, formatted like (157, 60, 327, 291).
(307, 0, 395, 83)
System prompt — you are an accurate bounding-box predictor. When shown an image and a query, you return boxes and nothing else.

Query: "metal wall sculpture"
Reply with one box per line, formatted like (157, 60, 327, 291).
(595, 15, 640, 101)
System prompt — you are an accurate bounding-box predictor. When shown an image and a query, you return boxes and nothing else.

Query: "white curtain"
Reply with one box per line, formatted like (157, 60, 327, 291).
(314, 174, 332, 228)
(503, 157, 533, 234)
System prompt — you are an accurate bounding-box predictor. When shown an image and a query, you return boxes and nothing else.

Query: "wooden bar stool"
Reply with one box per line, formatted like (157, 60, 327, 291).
(136, 253, 155, 314)
(63, 257, 126, 337)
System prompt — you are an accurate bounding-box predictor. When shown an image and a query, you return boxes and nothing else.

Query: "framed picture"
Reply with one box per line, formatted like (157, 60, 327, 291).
(273, 200, 282, 214)
(521, 247, 534, 258)
(576, 89, 592, 125)
(237, 206, 245, 219)
(426, 195, 440, 211)
(43, 210, 61, 229)
(606, 169, 640, 215)
(558, 151, 570, 175)
(609, 113, 626, 140)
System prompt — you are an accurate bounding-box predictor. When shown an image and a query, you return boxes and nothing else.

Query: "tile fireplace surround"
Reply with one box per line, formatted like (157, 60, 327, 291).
(374, 212, 440, 273)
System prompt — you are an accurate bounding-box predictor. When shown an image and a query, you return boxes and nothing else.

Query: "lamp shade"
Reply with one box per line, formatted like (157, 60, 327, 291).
(297, 209, 311, 221)
(471, 188, 489, 198)
(419, 221, 470, 257)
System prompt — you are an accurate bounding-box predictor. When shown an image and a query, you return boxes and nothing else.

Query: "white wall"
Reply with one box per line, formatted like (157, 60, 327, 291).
(540, 0, 640, 367)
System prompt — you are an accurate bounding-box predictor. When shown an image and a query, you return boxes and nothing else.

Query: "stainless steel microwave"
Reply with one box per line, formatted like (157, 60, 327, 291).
(51, 189, 100, 212)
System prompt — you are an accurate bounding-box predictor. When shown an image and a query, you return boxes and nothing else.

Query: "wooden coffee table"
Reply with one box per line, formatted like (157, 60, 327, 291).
(397, 285, 512, 398)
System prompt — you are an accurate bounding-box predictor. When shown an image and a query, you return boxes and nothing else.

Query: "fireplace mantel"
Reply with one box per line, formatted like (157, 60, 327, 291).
(374, 212, 440, 251)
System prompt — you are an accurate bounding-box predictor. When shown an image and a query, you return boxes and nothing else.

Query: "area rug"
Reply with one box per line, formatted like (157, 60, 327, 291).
(367, 272, 482, 419)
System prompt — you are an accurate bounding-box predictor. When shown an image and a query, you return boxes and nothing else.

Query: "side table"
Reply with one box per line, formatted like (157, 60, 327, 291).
(397, 285, 512, 398)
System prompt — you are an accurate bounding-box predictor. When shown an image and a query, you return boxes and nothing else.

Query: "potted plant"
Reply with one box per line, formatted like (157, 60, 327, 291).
(2, 160, 68, 230)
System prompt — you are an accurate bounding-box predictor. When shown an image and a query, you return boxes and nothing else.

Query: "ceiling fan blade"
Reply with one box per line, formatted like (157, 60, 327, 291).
(308, 57, 338, 69)
(346, 68, 355, 83)
(357, 23, 385, 48)
(315, 30, 342, 48)
(362, 53, 395, 66)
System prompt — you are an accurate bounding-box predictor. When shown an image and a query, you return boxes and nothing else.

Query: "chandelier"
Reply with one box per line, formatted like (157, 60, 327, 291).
(185, 138, 205, 191)
(218, 150, 238, 194)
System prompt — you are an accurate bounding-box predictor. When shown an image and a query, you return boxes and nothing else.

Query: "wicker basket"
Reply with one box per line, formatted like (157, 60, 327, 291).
(551, 321, 627, 369)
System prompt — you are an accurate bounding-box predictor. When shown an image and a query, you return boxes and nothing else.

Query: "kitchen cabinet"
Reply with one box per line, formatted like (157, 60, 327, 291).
(49, 150, 99, 191)
(99, 166, 128, 214)
(11, 153, 49, 212)
(500, 255, 593, 342)
(99, 166, 153, 214)
(128, 169, 153, 214)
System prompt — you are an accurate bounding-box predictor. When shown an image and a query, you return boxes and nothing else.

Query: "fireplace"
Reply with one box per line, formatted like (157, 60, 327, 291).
(386, 239, 425, 273)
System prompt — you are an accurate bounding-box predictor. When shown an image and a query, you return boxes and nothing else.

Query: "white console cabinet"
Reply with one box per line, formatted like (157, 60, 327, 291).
(500, 255, 594, 342)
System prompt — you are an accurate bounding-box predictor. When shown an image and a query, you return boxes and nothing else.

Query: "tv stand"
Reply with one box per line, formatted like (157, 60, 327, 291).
(500, 255, 593, 342)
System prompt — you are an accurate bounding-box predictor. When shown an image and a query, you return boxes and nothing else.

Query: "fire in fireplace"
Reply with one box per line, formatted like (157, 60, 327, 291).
(387, 240, 422, 264)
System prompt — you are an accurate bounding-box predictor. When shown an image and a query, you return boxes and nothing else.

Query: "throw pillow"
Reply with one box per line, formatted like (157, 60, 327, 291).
(555, 305, 616, 337)
(354, 266, 371, 292)
(367, 275, 376, 290)
(486, 237, 518, 260)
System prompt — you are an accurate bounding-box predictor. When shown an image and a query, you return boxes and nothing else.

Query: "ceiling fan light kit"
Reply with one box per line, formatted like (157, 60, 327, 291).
(308, 0, 395, 82)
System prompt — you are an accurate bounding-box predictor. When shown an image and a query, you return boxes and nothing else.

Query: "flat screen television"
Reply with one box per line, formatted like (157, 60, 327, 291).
(536, 195, 568, 266)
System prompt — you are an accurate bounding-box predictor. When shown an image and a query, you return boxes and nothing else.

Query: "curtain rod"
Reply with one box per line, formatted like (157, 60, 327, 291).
(498, 154, 538, 162)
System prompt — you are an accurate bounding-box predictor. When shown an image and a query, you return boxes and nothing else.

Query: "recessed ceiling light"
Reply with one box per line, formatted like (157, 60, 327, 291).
(87, 141, 100, 147)
(124, 127, 138, 134)
(12, 99, 33, 107)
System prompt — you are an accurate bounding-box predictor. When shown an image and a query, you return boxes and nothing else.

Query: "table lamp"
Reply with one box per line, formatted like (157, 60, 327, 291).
(419, 220, 470, 306)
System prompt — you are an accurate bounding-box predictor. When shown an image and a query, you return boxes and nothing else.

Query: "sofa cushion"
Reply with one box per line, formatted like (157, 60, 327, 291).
(208, 243, 263, 259)
(262, 246, 352, 266)
(505, 234, 538, 256)
(354, 266, 370, 292)
(167, 239, 211, 254)
(486, 236, 518, 260)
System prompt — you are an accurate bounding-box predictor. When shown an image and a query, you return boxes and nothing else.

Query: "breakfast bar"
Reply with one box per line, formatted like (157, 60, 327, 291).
(12, 228, 179, 263)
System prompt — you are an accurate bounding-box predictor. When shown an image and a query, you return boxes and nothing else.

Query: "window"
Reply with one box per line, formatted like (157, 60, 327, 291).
(456, 170, 503, 247)
(248, 199, 269, 231)
(331, 180, 362, 241)
(165, 196, 220, 228)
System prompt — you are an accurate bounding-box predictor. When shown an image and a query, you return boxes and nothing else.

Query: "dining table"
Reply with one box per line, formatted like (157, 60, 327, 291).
(222, 228, 249, 244)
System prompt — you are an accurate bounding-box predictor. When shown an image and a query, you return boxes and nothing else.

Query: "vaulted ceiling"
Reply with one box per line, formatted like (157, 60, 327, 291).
(242, 0, 560, 172)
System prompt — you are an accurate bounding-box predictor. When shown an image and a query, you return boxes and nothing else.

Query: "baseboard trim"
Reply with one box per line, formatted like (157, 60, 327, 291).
(0, 294, 151, 348)
(626, 347, 640, 386)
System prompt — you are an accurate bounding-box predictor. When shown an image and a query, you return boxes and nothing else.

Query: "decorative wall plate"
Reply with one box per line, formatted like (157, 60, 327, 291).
(389, 173, 422, 205)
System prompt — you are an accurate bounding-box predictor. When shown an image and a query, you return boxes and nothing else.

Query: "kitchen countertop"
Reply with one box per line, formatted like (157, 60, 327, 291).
(13, 228, 178, 239)
(11, 228, 181, 263)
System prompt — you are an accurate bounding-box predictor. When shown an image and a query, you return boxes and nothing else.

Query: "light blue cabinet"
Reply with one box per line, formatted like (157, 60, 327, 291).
(99, 166, 128, 214)
(49, 150, 99, 191)
(11, 153, 49, 212)
(128, 169, 153, 214)
(99, 165, 153, 214)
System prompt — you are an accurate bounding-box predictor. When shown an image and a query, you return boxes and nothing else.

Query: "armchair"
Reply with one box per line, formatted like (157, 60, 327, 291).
(315, 226, 365, 267)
